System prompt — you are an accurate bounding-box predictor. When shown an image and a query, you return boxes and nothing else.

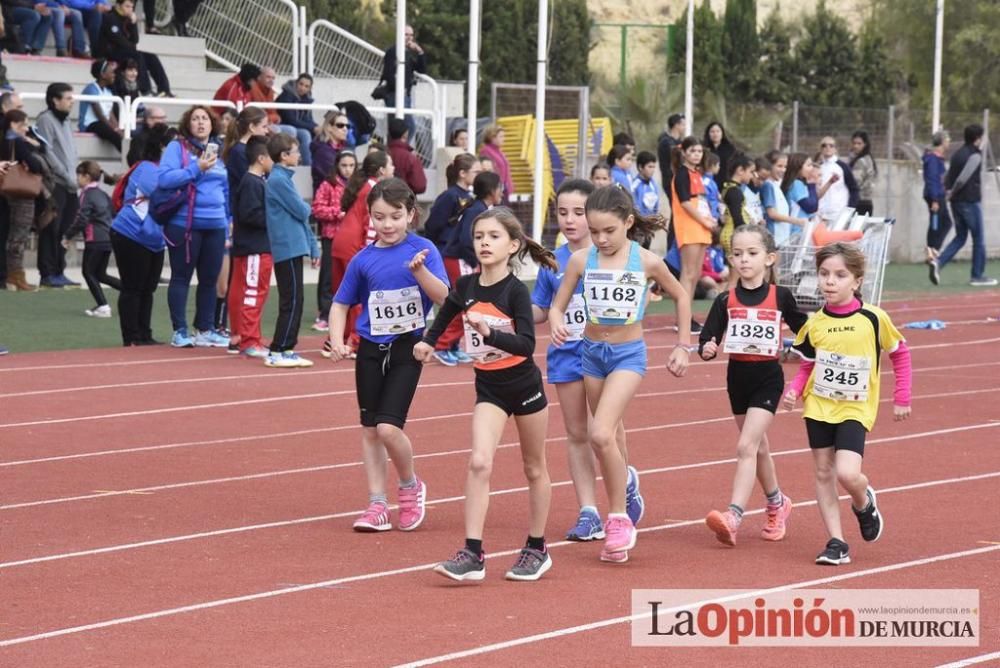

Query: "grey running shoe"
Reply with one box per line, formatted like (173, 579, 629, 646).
(434, 548, 485, 581)
(504, 547, 552, 581)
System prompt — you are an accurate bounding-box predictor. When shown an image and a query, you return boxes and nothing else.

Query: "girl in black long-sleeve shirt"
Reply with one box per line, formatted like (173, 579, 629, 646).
(415, 206, 559, 583)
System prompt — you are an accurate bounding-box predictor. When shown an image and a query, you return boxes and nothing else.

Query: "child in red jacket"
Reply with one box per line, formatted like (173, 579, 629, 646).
(311, 150, 357, 331)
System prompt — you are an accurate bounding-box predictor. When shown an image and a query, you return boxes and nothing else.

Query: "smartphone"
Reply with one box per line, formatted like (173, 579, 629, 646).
(204, 143, 218, 160)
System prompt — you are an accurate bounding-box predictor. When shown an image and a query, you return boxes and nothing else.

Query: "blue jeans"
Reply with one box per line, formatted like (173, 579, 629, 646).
(48, 7, 87, 52)
(937, 201, 986, 279)
(385, 91, 416, 141)
(275, 124, 312, 165)
(80, 8, 102, 50)
(10, 7, 52, 51)
(165, 225, 226, 332)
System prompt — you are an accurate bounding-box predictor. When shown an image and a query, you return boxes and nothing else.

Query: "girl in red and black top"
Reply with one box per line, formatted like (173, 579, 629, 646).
(415, 207, 558, 583)
(311, 149, 356, 331)
(698, 224, 808, 548)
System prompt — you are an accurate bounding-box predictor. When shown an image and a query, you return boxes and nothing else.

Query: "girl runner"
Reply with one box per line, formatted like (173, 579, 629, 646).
(548, 185, 692, 562)
(783, 242, 912, 565)
(699, 225, 808, 546)
(416, 207, 557, 582)
(327, 178, 450, 532)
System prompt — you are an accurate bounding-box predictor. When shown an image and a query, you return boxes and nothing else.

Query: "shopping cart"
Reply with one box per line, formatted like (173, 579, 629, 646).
(775, 214, 895, 312)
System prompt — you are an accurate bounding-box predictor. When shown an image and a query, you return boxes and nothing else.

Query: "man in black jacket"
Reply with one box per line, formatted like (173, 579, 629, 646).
(276, 73, 317, 165)
(933, 124, 996, 286)
(380, 24, 426, 140)
(98, 0, 171, 96)
(656, 113, 686, 207)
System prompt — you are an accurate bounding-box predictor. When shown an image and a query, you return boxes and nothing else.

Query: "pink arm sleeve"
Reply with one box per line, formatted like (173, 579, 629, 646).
(787, 360, 815, 395)
(888, 341, 912, 406)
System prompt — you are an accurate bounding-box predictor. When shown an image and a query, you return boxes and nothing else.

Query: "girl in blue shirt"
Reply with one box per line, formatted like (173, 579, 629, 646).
(607, 144, 634, 191)
(328, 178, 450, 535)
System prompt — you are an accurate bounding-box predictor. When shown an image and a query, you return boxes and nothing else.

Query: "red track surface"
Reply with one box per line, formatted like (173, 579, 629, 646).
(2, 291, 999, 667)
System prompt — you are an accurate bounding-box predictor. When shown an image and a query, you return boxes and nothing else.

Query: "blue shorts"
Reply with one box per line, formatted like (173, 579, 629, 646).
(581, 338, 647, 379)
(545, 340, 584, 384)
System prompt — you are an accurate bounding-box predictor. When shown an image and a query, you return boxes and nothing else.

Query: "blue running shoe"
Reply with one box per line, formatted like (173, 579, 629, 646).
(194, 329, 229, 348)
(171, 329, 195, 348)
(626, 465, 645, 526)
(566, 508, 605, 541)
(433, 350, 458, 367)
(452, 349, 474, 364)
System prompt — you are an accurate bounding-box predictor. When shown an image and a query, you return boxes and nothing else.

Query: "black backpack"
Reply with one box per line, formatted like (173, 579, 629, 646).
(336, 100, 376, 142)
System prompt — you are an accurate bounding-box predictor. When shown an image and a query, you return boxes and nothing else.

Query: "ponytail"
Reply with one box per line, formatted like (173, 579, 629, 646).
(342, 150, 388, 213)
(671, 136, 703, 174)
(222, 106, 267, 162)
(445, 153, 479, 187)
(471, 207, 558, 272)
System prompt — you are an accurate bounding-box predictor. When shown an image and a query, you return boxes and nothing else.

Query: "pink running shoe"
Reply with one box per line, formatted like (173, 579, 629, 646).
(600, 548, 629, 564)
(397, 479, 427, 531)
(761, 495, 792, 541)
(353, 502, 391, 532)
(603, 515, 636, 554)
(705, 509, 739, 547)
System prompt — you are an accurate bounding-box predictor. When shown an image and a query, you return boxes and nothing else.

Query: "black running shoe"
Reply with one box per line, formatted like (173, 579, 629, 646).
(690, 319, 703, 334)
(815, 538, 851, 565)
(929, 259, 940, 286)
(853, 486, 884, 542)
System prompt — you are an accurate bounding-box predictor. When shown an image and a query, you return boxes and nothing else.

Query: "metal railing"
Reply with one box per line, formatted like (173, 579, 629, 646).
(155, 0, 300, 75)
(305, 19, 444, 164)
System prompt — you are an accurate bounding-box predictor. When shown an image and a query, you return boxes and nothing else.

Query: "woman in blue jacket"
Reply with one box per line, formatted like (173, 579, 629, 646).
(158, 105, 231, 348)
(111, 124, 175, 346)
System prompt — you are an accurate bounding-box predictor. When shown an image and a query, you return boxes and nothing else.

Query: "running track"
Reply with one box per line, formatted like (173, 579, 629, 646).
(1, 291, 999, 667)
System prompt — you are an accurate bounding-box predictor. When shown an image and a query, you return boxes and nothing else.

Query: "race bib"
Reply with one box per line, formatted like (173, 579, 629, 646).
(562, 294, 587, 341)
(723, 308, 782, 357)
(747, 197, 764, 224)
(583, 269, 645, 322)
(812, 349, 871, 402)
(367, 286, 424, 336)
(696, 196, 711, 219)
(464, 315, 515, 363)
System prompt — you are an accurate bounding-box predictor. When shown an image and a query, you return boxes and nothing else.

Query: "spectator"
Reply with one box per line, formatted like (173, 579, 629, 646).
(248, 66, 310, 165)
(79, 58, 123, 152)
(632, 150, 660, 218)
(218, 108, 236, 138)
(703, 121, 735, 189)
(657, 112, 686, 205)
(922, 131, 951, 265)
(157, 105, 230, 348)
(221, 105, 268, 198)
(444, 169, 502, 271)
(0, 92, 22, 286)
(449, 127, 468, 151)
(168, 0, 201, 36)
(589, 163, 610, 187)
(311, 149, 355, 331)
(111, 123, 174, 345)
(478, 155, 494, 173)
(815, 135, 858, 222)
(63, 160, 120, 316)
(35, 82, 81, 288)
(761, 150, 804, 247)
(478, 124, 512, 202)
(97, 0, 172, 97)
(933, 124, 996, 287)
(612, 131, 637, 177)
(2, 109, 47, 291)
(125, 103, 165, 165)
(0, 91, 23, 113)
(781, 152, 835, 223)
(386, 117, 426, 195)
(44, 0, 89, 57)
(607, 144, 633, 190)
(309, 110, 349, 192)
(212, 63, 260, 116)
(276, 72, 317, 162)
(66, 0, 111, 52)
(3, 0, 52, 54)
(380, 24, 425, 139)
(849, 130, 877, 216)
(113, 58, 145, 103)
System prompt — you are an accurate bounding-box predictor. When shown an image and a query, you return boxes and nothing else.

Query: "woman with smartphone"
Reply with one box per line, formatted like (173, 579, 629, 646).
(156, 105, 232, 349)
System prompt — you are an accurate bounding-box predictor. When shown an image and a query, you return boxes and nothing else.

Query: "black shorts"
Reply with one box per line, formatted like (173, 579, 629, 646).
(475, 365, 548, 416)
(726, 360, 785, 415)
(355, 334, 423, 429)
(805, 418, 868, 456)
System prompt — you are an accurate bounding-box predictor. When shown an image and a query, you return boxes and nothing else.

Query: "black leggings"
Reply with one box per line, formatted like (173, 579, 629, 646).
(355, 335, 423, 428)
(82, 246, 122, 307)
(317, 237, 333, 317)
(111, 231, 164, 345)
(270, 257, 304, 352)
(85, 120, 123, 152)
(924, 197, 953, 251)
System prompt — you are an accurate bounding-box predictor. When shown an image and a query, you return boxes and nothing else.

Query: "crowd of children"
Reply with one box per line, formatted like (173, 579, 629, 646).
(58, 111, 913, 580)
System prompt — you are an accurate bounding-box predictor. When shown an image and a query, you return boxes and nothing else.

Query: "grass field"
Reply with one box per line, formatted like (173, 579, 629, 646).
(0, 260, 994, 353)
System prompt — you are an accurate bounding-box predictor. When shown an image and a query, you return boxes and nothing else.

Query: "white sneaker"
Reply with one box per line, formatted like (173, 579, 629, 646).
(265, 351, 314, 368)
(85, 304, 112, 318)
(970, 277, 998, 287)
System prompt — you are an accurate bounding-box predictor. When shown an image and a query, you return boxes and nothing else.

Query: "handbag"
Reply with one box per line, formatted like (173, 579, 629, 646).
(0, 143, 43, 199)
(371, 82, 389, 101)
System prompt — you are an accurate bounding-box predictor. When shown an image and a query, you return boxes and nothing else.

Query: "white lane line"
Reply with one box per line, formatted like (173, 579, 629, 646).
(935, 651, 1000, 668)
(1, 473, 996, 649)
(3, 387, 994, 511)
(396, 541, 1000, 667)
(3, 421, 997, 569)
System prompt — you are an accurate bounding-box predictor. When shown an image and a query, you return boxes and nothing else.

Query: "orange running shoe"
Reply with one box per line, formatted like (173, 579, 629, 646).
(705, 509, 739, 547)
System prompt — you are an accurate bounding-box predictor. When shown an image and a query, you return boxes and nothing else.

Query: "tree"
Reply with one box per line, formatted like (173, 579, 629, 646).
(754, 7, 799, 105)
(854, 22, 896, 108)
(669, 0, 726, 96)
(794, 0, 858, 106)
(722, 0, 758, 101)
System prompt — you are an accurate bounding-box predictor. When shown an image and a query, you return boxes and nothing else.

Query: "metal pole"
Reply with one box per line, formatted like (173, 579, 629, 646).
(684, 0, 694, 129)
(792, 100, 799, 152)
(578, 86, 590, 179)
(299, 6, 307, 76)
(982, 108, 990, 178)
(467, 0, 481, 145)
(532, 0, 549, 244)
(887, 105, 894, 217)
(395, 0, 406, 120)
(619, 25, 627, 105)
(932, 0, 945, 132)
